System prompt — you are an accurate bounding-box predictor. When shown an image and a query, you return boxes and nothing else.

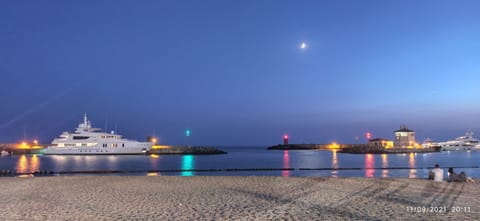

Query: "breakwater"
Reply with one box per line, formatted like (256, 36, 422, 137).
(0, 144, 44, 155)
(268, 144, 358, 150)
(339, 146, 440, 154)
(268, 143, 441, 154)
(148, 146, 226, 155)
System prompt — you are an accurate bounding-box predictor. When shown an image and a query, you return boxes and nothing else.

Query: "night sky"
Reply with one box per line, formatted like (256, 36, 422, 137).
(1, 1, 480, 145)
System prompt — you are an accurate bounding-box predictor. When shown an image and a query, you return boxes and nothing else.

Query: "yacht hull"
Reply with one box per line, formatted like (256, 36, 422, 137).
(440, 146, 473, 151)
(44, 145, 150, 155)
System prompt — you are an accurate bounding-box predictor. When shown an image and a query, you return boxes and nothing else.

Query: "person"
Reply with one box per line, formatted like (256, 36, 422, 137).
(431, 164, 444, 182)
(459, 172, 476, 183)
(466, 175, 476, 183)
(428, 171, 435, 180)
(448, 168, 471, 182)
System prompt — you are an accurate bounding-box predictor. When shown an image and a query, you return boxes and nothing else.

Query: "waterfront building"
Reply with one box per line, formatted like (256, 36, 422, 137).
(368, 138, 394, 149)
(394, 125, 418, 148)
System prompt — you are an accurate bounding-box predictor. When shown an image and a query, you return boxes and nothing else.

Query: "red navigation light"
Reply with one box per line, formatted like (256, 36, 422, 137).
(366, 132, 372, 140)
(283, 134, 289, 145)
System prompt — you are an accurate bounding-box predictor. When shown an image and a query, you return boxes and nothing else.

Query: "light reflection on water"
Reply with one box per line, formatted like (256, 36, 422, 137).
(146, 172, 159, 176)
(16, 154, 40, 173)
(409, 153, 416, 178)
(331, 150, 338, 177)
(365, 154, 374, 178)
(148, 154, 160, 176)
(181, 155, 194, 176)
(282, 150, 290, 177)
(381, 154, 388, 178)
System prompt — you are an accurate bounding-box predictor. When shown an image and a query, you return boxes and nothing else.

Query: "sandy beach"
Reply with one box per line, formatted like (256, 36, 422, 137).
(0, 176, 478, 220)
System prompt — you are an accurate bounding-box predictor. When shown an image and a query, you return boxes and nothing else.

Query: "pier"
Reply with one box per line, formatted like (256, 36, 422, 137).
(267, 143, 360, 150)
(149, 145, 226, 155)
(0, 143, 44, 155)
(267, 143, 440, 154)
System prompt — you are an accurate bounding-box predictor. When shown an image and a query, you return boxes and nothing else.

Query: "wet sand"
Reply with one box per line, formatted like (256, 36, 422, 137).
(0, 176, 478, 220)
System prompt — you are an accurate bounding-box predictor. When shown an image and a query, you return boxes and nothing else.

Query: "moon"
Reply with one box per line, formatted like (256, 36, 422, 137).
(300, 42, 307, 49)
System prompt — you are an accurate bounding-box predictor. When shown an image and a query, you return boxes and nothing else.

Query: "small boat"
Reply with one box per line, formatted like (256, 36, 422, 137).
(0, 150, 9, 156)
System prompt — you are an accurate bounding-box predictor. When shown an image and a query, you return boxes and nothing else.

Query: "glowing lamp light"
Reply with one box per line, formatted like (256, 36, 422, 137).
(283, 135, 289, 140)
(329, 142, 340, 149)
(185, 129, 191, 137)
(365, 132, 372, 140)
(152, 145, 169, 149)
(18, 141, 30, 149)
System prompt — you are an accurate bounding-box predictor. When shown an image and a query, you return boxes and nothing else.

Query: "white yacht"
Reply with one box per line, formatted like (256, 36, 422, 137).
(438, 132, 480, 151)
(44, 114, 152, 155)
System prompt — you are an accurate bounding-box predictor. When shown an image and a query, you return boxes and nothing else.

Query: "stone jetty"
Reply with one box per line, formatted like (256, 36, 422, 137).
(148, 146, 226, 155)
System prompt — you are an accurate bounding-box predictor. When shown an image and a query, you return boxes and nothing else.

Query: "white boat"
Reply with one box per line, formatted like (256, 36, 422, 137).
(438, 132, 480, 151)
(421, 138, 438, 148)
(44, 114, 152, 155)
(1, 150, 9, 156)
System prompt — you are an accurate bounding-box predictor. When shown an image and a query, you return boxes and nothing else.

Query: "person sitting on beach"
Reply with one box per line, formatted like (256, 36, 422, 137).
(464, 173, 476, 183)
(457, 171, 475, 183)
(428, 171, 435, 180)
(431, 164, 444, 182)
(448, 168, 467, 182)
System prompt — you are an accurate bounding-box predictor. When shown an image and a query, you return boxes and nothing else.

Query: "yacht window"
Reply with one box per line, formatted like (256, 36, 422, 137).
(73, 136, 90, 140)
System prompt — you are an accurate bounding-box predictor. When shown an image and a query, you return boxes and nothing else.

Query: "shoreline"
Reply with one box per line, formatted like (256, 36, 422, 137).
(4, 166, 479, 177)
(0, 176, 478, 220)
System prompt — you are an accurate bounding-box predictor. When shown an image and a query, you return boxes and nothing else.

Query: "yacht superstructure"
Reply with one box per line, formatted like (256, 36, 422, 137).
(44, 114, 152, 155)
(438, 132, 480, 151)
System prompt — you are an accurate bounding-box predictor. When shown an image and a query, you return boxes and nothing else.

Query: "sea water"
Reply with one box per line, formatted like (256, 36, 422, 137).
(0, 146, 479, 178)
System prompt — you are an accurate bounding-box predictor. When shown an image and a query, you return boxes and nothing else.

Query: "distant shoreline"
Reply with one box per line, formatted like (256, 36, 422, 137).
(267, 144, 441, 154)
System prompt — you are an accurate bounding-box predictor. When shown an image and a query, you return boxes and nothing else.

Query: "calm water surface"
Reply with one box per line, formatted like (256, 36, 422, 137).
(1, 147, 479, 178)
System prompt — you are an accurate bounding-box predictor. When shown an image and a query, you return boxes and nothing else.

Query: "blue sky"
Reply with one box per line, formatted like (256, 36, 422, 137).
(1, 0, 480, 145)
